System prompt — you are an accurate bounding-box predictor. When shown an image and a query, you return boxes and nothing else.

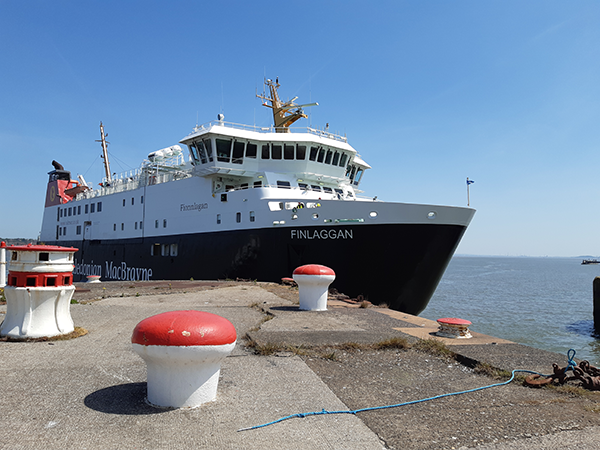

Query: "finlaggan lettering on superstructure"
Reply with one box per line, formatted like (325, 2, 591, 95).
(291, 229, 353, 240)
(180, 202, 209, 212)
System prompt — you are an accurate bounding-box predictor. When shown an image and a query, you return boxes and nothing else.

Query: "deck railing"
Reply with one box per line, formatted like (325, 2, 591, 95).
(187, 121, 348, 143)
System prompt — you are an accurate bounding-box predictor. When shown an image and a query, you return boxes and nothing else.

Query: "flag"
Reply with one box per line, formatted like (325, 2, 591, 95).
(466, 178, 474, 185)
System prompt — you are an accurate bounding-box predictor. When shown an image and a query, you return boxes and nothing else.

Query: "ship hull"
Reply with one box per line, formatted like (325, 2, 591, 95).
(52, 221, 466, 315)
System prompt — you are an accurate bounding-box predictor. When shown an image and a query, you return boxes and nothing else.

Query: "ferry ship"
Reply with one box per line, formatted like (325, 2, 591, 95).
(39, 79, 475, 315)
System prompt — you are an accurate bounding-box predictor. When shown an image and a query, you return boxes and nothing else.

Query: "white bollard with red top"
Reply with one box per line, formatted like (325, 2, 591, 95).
(436, 317, 473, 339)
(293, 264, 336, 311)
(131, 310, 237, 409)
(0, 244, 78, 339)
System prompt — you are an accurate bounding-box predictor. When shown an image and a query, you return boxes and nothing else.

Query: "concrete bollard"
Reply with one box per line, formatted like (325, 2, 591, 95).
(594, 277, 600, 334)
(293, 264, 336, 311)
(436, 317, 472, 339)
(0, 244, 78, 339)
(131, 310, 237, 409)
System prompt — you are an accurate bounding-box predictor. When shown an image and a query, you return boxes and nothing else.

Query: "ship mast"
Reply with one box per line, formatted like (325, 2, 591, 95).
(257, 78, 318, 133)
(97, 122, 112, 184)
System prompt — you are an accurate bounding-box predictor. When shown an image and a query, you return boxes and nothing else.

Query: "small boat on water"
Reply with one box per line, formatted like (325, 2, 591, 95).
(582, 259, 600, 265)
(39, 79, 475, 315)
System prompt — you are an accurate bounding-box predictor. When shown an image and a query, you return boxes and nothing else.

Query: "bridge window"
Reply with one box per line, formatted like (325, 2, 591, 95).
(232, 141, 245, 164)
(284, 144, 294, 160)
(311, 185, 322, 192)
(339, 153, 348, 167)
(354, 168, 364, 185)
(90, 203, 95, 213)
(309, 146, 318, 161)
(323, 187, 333, 194)
(189, 142, 200, 163)
(296, 145, 306, 160)
(317, 147, 325, 163)
(253, 180, 262, 188)
(203, 138, 213, 162)
(332, 151, 340, 166)
(261, 144, 270, 159)
(39, 252, 49, 262)
(325, 150, 333, 164)
(246, 142, 257, 158)
(298, 183, 308, 190)
(68, 207, 72, 216)
(216, 138, 232, 162)
(272, 144, 282, 160)
(277, 181, 291, 189)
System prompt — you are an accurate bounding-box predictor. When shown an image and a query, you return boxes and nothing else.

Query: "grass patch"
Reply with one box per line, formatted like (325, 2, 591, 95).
(413, 338, 455, 359)
(2, 327, 88, 342)
(474, 362, 512, 380)
(373, 336, 411, 350)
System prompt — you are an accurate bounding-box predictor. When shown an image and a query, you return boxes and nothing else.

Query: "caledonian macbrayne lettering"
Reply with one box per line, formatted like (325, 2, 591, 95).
(291, 229, 353, 239)
(73, 260, 153, 281)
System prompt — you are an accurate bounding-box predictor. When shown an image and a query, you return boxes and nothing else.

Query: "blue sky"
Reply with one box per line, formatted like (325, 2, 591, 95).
(1, 0, 599, 256)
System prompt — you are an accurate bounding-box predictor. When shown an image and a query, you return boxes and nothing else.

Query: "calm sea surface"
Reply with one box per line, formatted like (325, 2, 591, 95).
(421, 256, 600, 365)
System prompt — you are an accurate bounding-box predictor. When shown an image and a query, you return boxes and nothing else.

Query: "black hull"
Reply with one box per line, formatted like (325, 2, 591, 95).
(55, 223, 466, 315)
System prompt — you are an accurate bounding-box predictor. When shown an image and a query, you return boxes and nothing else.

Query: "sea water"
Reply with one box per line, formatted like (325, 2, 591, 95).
(422, 256, 600, 365)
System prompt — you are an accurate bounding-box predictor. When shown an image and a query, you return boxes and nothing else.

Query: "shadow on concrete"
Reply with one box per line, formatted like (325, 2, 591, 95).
(268, 306, 300, 312)
(84, 382, 166, 415)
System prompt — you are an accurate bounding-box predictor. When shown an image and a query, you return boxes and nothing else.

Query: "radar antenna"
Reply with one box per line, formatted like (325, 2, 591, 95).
(96, 122, 112, 184)
(257, 78, 318, 133)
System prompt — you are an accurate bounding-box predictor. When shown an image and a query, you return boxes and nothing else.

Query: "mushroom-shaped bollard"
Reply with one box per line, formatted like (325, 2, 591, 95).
(131, 310, 237, 409)
(436, 317, 472, 339)
(293, 264, 336, 311)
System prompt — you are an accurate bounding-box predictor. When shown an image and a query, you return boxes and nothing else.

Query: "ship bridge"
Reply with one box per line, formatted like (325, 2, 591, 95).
(179, 119, 371, 195)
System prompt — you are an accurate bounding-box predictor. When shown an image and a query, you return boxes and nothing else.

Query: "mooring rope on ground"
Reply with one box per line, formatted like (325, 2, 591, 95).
(237, 350, 579, 432)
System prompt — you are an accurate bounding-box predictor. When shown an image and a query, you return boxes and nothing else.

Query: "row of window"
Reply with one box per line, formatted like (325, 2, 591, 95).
(151, 243, 178, 257)
(189, 138, 350, 168)
(123, 196, 144, 206)
(59, 201, 102, 219)
(58, 196, 145, 222)
(58, 225, 82, 237)
(216, 211, 256, 224)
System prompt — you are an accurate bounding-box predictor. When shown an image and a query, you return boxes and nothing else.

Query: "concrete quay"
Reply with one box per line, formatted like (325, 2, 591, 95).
(1, 280, 600, 450)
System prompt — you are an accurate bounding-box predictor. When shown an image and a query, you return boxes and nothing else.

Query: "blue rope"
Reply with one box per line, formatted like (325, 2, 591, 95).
(238, 349, 577, 432)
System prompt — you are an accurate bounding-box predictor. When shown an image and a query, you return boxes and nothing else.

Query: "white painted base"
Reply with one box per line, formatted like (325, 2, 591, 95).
(132, 342, 236, 408)
(436, 324, 472, 339)
(293, 274, 335, 311)
(0, 286, 75, 339)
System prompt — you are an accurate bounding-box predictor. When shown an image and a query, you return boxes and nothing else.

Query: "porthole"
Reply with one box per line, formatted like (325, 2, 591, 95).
(369, 211, 378, 218)
(312, 213, 319, 220)
(427, 211, 437, 220)
(291, 214, 298, 220)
